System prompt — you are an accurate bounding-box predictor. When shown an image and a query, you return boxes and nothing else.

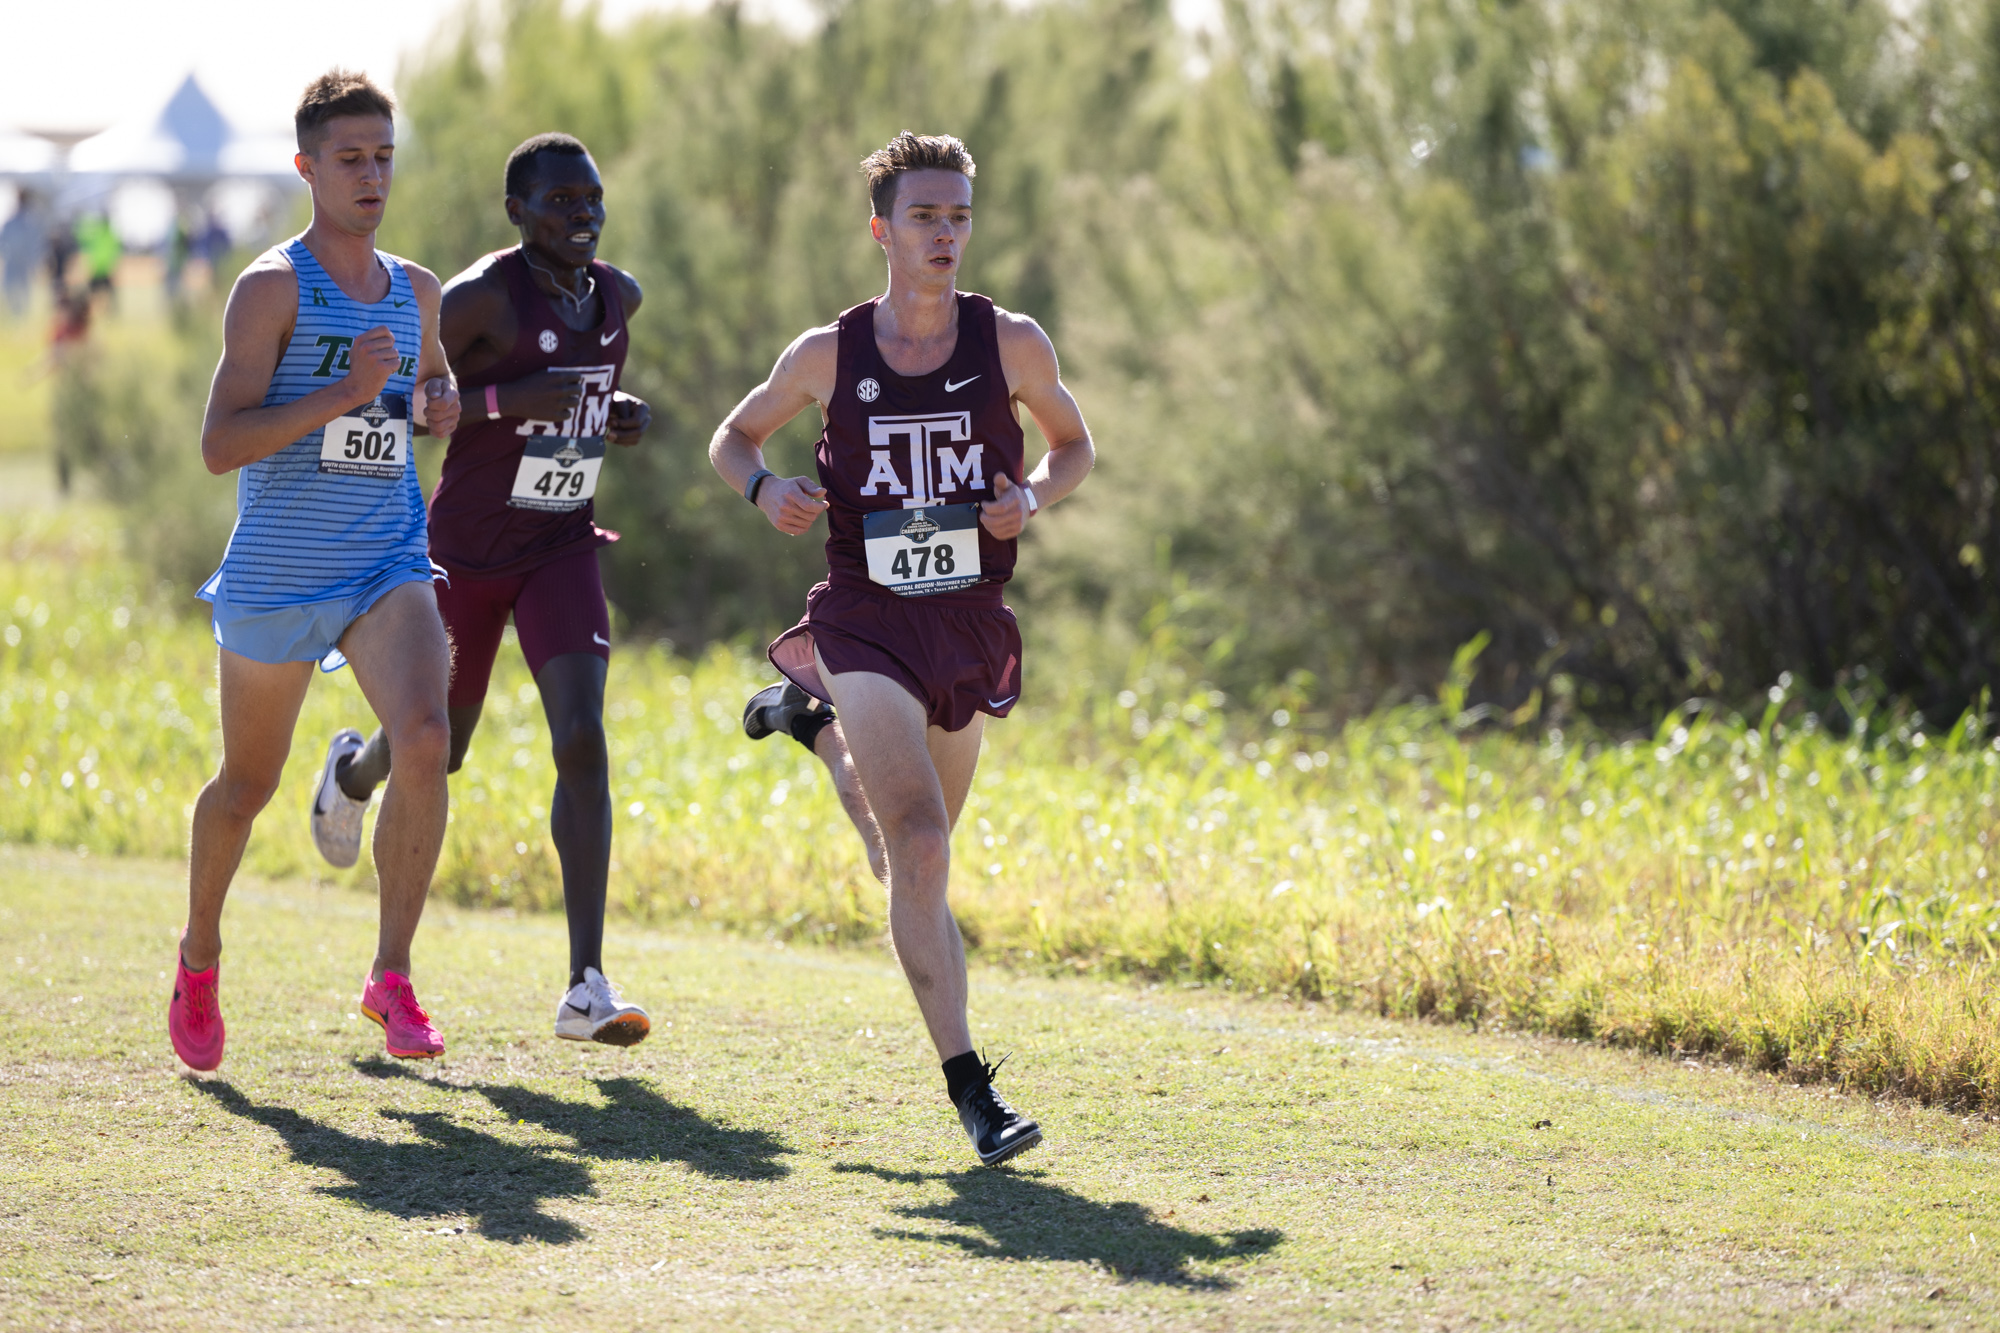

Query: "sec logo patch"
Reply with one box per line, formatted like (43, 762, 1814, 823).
(539, 329, 560, 354)
(856, 377, 881, 403)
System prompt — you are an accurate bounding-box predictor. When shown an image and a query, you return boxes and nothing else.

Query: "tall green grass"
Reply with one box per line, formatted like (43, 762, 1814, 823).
(4, 507, 1997, 1106)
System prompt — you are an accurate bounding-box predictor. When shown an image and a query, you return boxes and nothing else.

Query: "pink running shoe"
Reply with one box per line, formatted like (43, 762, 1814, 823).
(168, 946, 225, 1072)
(360, 969, 445, 1059)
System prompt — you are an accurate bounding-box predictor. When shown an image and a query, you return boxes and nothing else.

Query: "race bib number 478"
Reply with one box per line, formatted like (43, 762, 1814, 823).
(864, 503, 982, 597)
(319, 393, 408, 479)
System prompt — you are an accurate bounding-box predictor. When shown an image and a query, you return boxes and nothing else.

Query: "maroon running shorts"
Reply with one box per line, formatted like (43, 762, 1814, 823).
(437, 546, 610, 708)
(769, 581, 1021, 733)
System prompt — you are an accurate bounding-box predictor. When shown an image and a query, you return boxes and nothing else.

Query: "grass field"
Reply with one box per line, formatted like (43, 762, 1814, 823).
(4, 499, 1999, 1109)
(3, 846, 1998, 1331)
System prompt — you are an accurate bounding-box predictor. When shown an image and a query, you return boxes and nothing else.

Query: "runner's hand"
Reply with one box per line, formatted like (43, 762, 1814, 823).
(978, 473, 1033, 540)
(607, 391, 650, 447)
(503, 368, 586, 423)
(420, 377, 461, 437)
(343, 325, 399, 404)
(759, 476, 829, 535)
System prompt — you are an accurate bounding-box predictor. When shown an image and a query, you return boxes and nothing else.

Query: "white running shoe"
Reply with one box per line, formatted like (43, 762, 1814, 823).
(309, 728, 368, 869)
(555, 967, 652, 1046)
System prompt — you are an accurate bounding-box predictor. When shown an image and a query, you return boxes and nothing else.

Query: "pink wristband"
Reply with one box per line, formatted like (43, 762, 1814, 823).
(485, 383, 500, 419)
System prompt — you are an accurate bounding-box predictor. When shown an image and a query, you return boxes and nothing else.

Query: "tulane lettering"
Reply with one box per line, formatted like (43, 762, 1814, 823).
(312, 335, 355, 377)
(398, 355, 418, 377)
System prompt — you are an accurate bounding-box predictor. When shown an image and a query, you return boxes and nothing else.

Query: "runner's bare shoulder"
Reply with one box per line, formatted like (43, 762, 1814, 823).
(773, 322, 841, 403)
(377, 251, 442, 307)
(221, 245, 301, 341)
(990, 305, 1060, 393)
(604, 263, 643, 314)
(441, 251, 509, 306)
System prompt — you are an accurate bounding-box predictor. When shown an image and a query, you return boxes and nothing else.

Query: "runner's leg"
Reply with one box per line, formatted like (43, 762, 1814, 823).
(535, 652, 610, 985)
(339, 574, 508, 798)
(812, 722, 889, 884)
(816, 645, 984, 1061)
(338, 581, 453, 979)
(183, 652, 315, 970)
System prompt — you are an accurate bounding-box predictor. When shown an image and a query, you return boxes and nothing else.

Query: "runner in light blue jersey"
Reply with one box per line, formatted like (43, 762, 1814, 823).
(168, 70, 464, 1073)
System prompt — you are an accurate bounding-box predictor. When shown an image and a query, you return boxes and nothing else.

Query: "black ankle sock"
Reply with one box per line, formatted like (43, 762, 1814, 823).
(789, 706, 837, 752)
(942, 1050, 986, 1104)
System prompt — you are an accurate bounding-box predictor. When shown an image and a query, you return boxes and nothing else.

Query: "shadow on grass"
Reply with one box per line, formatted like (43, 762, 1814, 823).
(833, 1163, 1282, 1287)
(353, 1057, 791, 1180)
(474, 1076, 792, 1180)
(191, 1080, 591, 1243)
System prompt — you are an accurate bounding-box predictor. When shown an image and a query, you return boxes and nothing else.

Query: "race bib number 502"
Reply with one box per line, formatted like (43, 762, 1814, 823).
(864, 503, 983, 597)
(319, 393, 408, 479)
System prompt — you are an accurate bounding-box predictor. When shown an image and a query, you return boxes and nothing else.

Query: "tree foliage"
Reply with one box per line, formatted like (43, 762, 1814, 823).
(71, 0, 2000, 723)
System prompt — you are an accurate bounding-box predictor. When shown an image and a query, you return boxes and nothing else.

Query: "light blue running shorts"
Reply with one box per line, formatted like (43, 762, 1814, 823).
(203, 564, 443, 673)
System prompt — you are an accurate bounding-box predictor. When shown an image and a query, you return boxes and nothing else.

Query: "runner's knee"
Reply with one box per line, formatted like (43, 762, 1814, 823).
(388, 711, 452, 773)
(548, 717, 607, 787)
(218, 768, 283, 821)
(879, 812, 950, 879)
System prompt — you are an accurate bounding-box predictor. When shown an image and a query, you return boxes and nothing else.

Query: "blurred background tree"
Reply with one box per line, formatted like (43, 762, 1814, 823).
(60, 0, 2000, 726)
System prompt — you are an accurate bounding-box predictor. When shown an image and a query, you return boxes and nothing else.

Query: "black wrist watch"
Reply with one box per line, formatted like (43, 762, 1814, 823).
(744, 468, 775, 504)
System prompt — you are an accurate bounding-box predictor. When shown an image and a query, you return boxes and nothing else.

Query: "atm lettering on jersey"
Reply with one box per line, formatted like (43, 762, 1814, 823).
(859, 412, 984, 507)
(514, 365, 617, 439)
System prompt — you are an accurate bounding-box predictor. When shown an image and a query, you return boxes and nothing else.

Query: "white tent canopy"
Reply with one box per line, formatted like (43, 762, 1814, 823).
(67, 74, 297, 184)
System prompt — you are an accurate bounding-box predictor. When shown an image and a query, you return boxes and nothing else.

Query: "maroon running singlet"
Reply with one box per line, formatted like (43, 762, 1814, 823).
(770, 294, 1028, 731)
(427, 248, 630, 581)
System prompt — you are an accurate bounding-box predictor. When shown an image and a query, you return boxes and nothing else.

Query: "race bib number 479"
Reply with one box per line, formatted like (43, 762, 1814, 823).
(319, 393, 408, 478)
(864, 503, 982, 597)
(509, 436, 606, 512)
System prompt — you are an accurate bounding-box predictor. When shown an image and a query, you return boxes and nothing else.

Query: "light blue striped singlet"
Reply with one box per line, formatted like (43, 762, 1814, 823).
(198, 237, 432, 656)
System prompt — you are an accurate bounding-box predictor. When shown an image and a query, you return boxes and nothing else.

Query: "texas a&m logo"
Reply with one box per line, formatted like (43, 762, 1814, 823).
(515, 365, 617, 439)
(859, 412, 985, 508)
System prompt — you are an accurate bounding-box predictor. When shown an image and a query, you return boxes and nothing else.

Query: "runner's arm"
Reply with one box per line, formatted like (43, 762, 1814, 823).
(708, 326, 838, 535)
(407, 263, 461, 438)
(985, 310, 1094, 540)
(608, 269, 650, 446)
(439, 261, 590, 425)
(199, 264, 397, 474)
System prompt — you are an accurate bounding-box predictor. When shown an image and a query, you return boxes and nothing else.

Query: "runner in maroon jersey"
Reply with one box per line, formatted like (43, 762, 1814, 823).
(711, 132, 1095, 1166)
(322, 133, 656, 1046)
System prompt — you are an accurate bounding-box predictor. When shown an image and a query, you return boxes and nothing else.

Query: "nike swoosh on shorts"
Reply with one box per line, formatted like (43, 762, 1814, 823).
(593, 633, 611, 647)
(988, 694, 1018, 709)
(945, 376, 981, 392)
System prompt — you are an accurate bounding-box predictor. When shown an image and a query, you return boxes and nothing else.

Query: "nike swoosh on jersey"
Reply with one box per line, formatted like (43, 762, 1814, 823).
(600, 329, 618, 345)
(944, 375, 981, 392)
(593, 633, 610, 647)
(393, 299, 409, 307)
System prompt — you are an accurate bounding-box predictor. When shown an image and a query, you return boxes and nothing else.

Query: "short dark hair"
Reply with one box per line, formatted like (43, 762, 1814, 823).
(860, 131, 976, 218)
(506, 133, 593, 199)
(295, 70, 396, 155)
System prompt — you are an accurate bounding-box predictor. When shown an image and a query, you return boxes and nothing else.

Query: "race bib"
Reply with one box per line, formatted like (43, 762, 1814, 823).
(864, 503, 982, 597)
(318, 393, 408, 478)
(509, 436, 606, 512)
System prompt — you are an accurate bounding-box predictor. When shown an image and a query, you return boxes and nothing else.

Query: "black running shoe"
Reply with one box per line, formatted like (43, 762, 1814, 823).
(743, 680, 821, 741)
(953, 1055, 1043, 1167)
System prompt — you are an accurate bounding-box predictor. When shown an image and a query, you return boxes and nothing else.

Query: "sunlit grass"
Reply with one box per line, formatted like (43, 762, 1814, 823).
(4, 506, 1997, 1107)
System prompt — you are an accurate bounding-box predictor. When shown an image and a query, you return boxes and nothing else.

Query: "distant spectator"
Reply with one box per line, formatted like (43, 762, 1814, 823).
(76, 212, 120, 301)
(0, 188, 48, 315)
(165, 211, 191, 302)
(191, 210, 229, 265)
